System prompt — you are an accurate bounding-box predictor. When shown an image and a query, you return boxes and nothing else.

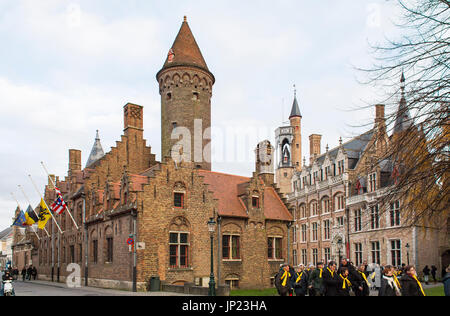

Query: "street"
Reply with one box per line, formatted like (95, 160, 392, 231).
(9, 280, 195, 296)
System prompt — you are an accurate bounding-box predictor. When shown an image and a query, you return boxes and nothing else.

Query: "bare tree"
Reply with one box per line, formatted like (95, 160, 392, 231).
(359, 0, 449, 229)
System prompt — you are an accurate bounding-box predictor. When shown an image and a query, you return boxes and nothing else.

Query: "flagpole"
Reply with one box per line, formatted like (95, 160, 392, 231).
(18, 185, 50, 238)
(40, 161, 80, 231)
(10, 192, 40, 241)
(28, 174, 64, 234)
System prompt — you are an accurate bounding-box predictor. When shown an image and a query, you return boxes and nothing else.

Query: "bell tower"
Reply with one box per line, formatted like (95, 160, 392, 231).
(156, 16, 215, 170)
(275, 88, 302, 195)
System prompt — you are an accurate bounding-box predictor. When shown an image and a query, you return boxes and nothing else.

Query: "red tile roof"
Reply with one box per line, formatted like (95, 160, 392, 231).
(198, 170, 292, 221)
(198, 170, 250, 218)
(263, 187, 293, 221)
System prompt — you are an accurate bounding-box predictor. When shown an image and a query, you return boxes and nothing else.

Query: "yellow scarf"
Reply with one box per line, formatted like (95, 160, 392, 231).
(296, 272, 303, 283)
(319, 268, 323, 278)
(281, 270, 291, 287)
(393, 274, 401, 289)
(327, 267, 334, 277)
(359, 271, 370, 287)
(340, 274, 352, 289)
(412, 275, 426, 296)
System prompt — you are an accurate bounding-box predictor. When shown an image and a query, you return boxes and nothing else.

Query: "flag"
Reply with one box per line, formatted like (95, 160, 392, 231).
(38, 199, 51, 230)
(50, 187, 67, 215)
(24, 205, 39, 226)
(12, 210, 26, 227)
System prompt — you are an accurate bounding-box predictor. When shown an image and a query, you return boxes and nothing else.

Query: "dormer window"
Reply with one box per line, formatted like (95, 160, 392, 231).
(369, 173, 377, 192)
(252, 196, 260, 208)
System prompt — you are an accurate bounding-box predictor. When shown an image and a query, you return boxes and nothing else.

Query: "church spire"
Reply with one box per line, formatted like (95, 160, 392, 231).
(86, 130, 105, 168)
(393, 72, 413, 134)
(289, 85, 302, 119)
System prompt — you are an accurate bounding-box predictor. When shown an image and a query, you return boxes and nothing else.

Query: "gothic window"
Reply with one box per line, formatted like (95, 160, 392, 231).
(355, 243, 363, 266)
(252, 195, 260, 208)
(390, 201, 401, 227)
(323, 220, 331, 240)
(354, 209, 362, 232)
(169, 232, 189, 268)
(222, 235, 240, 260)
(106, 237, 113, 263)
(369, 173, 377, 192)
(391, 240, 402, 266)
(268, 237, 283, 260)
(370, 205, 380, 229)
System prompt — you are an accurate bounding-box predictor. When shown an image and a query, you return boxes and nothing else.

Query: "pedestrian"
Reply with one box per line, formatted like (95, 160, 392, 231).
(442, 265, 450, 297)
(423, 265, 430, 285)
(27, 265, 33, 281)
(322, 261, 340, 296)
(373, 264, 381, 290)
(337, 267, 352, 296)
(379, 265, 401, 296)
(32, 266, 37, 280)
(21, 266, 26, 282)
(275, 264, 292, 296)
(431, 265, 437, 283)
(292, 265, 308, 296)
(353, 264, 370, 296)
(308, 262, 325, 296)
(400, 265, 426, 296)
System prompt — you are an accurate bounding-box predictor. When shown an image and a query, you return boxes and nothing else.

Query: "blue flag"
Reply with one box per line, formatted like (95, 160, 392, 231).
(12, 210, 26, 227)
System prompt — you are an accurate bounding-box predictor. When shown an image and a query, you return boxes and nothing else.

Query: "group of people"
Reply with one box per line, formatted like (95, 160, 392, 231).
(275, 258, 449, 296)
(21, 265, 38, 281)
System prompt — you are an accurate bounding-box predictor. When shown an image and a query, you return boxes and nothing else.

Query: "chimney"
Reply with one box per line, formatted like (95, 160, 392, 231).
(375, 104, 385, 126)
(69, 149, 81, 175)
(124, 103, 144, 134)
(309, 134, 322, 164)
(255, 140, 274, 185)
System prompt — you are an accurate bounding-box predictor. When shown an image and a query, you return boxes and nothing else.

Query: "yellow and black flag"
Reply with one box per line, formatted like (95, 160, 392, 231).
(24, 205, 39, 226)
(38, 199, 51, 229)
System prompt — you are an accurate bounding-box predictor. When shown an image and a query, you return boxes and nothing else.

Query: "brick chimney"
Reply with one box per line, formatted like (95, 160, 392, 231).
(309, 134, 322, 164)
(69, 149, 81, 175)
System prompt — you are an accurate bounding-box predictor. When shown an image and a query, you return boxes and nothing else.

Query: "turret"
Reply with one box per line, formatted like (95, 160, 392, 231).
(157, 17, 215, 170)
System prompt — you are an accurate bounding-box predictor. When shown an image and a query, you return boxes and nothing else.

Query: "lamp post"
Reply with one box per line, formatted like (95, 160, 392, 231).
(337, 239, 343, 262)
(405, 243, 410, 265)
(207, 217, 216, 296)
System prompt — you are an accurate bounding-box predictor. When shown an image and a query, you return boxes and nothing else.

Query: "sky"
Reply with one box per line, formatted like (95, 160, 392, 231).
(0, 0, 405, 229)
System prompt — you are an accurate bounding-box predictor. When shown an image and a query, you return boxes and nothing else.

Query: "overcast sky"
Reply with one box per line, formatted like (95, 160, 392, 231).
(0, 0, 405, 229)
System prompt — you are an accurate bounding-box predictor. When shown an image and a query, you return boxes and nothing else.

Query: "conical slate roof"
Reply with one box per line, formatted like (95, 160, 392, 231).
(158, 17, 211, 76)
(289, 95, 302, 119)
(86, 130, 105, 168)
(393, 74, 413, 134)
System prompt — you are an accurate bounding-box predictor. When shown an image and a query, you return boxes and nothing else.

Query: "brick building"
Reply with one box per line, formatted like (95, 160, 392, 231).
(29, 17, 293, 291)
(287, 76, 449, 277)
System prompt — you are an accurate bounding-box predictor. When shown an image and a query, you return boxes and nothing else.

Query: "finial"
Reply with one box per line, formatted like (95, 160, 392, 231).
(326, 144, 329, 152)
(293, 84, 297, 98)
(339, 137, 343, 146)
(303, 156, 306, 166)
(96, 129, 100, 140)
(184, 16, 187, 22)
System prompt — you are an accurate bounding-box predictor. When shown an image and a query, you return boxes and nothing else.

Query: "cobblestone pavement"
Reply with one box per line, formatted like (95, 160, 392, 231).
(11, 280, 197, 296)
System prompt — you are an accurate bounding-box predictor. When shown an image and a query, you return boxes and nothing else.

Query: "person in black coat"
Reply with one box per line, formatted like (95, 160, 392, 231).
(430, 265, 437, 283)
(379, 265, 401, 296)
(422, 265, 430, 285)
(337, 267, 352, 296)
(323, 261, 340, 296)
(400, 265, 426, 296)
(292, 265, 308, 296)
(353, 264, 370, 296)
(21, 267, 26, 282)
(275, 264, 292, 296)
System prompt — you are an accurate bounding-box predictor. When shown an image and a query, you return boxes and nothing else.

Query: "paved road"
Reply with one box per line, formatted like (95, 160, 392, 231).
(11, 280, 194, 296)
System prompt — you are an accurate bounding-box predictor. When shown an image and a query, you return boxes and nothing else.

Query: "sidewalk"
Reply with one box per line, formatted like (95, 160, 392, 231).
(16, 279, 198, 296)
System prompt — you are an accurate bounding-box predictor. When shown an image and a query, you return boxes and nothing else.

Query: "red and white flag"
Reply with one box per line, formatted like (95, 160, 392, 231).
(50, 187, 67, 215)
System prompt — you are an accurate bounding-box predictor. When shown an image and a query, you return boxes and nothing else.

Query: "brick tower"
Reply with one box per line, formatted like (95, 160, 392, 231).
(275, 90, 302, 194)
(156, 16, 215, 170)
